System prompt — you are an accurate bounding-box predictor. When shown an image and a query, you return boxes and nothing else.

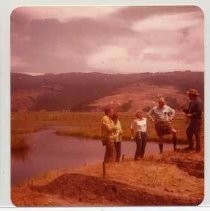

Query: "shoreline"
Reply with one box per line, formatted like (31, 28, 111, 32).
(25, 126, 189, 144)
(12, 150, 204, 206)
(12, 112, 199, 149)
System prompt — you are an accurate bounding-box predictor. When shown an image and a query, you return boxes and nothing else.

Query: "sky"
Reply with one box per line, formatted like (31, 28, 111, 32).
(11, 6, 204, 75)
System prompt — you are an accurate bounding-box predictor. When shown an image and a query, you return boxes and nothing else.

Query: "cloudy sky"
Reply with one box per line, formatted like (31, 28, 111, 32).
(11, 6, 204, 75)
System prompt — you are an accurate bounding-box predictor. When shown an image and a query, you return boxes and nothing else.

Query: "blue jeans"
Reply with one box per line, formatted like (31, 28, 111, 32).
(134, 132, 147, 160)
(114, 142, 121, 162)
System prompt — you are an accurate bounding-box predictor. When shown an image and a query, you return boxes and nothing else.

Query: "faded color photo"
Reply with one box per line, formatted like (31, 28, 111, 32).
(11, 6, 204, 206)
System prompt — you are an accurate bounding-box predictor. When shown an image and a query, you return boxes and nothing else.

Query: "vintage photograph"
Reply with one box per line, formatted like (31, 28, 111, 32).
(11, 6, 204, 206)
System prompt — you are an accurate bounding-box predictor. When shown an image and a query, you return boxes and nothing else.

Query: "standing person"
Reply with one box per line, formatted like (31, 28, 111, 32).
(148, 97, 177, 153)
(101, 107, 117, 163)
(131, 111, 147, 160)
(183, 89, 202, 151)
(112, 113, 123, 162)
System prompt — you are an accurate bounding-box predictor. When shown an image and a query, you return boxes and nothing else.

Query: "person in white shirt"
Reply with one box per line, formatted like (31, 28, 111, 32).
(131, 110, 147, 160)
(147, 97, 177, 153)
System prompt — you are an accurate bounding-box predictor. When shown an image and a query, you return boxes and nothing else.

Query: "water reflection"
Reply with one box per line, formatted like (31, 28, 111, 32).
(11, 129, 176, 186)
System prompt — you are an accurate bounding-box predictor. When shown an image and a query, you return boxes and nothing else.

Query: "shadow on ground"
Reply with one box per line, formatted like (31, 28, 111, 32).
(31, 173, 201, 206)
(161, 149, 204, 178)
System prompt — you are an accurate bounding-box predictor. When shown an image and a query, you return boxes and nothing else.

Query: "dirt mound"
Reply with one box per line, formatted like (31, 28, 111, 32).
(169, 158, 203, 178)
(31, 173, 200, 206)
(160, 150, 204, 178)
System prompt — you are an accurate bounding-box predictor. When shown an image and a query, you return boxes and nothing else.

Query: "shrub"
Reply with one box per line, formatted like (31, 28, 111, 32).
(11, 134, 29, 151)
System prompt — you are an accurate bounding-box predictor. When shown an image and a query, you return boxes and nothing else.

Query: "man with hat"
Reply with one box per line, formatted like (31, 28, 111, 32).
(148, 97, 177, 154)
(183, 89, 202, 151)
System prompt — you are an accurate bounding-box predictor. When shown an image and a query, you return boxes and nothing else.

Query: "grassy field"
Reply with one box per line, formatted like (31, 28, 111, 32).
(11, 111, 204, 151)
(11, 111, 204, 206)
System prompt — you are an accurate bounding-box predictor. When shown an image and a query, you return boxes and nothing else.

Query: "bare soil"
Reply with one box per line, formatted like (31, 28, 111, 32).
(12, 150, 204, 207)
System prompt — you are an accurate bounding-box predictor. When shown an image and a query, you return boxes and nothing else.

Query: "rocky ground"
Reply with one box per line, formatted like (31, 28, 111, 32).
(12, 149, 204, 206)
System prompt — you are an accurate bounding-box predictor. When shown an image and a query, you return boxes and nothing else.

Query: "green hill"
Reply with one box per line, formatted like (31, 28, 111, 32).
(11, 71, 204, 111)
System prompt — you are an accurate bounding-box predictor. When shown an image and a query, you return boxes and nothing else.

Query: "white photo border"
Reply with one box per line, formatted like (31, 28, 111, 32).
(0, 0, 209, 209)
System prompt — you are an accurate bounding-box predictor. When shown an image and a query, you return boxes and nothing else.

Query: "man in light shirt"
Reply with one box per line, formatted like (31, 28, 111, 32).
(131, 111, 147, 160)
(148, 97, 177, 153)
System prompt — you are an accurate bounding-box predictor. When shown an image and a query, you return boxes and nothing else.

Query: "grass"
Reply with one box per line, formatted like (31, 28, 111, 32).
(11, 111, 204, 147)
(12, 150, 204, 206)
(11, 111, 204, 206)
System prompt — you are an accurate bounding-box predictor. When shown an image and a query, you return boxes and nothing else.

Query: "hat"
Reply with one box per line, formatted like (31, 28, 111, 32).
(186, 89, 199, 96)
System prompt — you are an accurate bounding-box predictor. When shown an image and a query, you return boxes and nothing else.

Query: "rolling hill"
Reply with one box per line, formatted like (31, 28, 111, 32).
(85, 83, 188, 112)
(11, 71, 204, 112)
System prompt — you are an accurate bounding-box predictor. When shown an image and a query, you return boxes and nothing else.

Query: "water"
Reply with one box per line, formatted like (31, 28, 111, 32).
(11, 129, 176, 186)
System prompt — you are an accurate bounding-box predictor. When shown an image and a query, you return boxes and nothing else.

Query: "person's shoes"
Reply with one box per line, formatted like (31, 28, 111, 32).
(184, 146, 194, 150)
(134, 157, 141, 161)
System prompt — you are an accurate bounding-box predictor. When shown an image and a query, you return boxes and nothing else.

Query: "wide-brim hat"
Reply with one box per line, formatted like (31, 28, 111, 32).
(186, 88, 199, 96)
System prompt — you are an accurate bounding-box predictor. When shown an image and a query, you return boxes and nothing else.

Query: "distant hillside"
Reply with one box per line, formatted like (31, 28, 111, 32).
(85, 83, 188, 112)
(11, 71, 204, 111)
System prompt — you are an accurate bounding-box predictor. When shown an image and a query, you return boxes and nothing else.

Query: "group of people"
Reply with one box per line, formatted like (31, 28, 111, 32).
(101, 88, 202, 163)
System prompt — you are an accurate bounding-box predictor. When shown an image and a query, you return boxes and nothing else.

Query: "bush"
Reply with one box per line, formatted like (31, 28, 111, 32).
(11, 134, 29, 151)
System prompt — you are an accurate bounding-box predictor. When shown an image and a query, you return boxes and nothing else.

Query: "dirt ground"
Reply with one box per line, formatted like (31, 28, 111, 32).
(12, 149, 204, 207)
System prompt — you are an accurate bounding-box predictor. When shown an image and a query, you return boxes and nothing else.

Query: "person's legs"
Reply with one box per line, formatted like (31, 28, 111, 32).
(171, 128, 177, 151)
(104, 145, 108, 162)
(186, 124, 194, 149)
(195, 120, 201, 152)
(114, 142, 121, 162)
(140, 132, 147, 157)
(155, 123, 163, 154)
(134, 133, 141, 160)
(158, 137, 163, 154)
(104, 140, 116, 163)
(104, 143, 110, 163)
(195, 131, 201, 151)
(114, 142, 118, 161)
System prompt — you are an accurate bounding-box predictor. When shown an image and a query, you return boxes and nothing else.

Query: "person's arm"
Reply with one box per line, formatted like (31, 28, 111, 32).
(118, 121, 123, 135)
(130, 121, 135, 139)
(101, 118, 116, 132)
(189, 101, 202, 118)
(118, 121, 123, 140)
(147, 108, 155, 122)
(183, 107, 189, 114)
(168, 107, 176, 120)
(182, 103, 190, 114)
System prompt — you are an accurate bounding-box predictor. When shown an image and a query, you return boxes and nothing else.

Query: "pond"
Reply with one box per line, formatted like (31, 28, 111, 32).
(11, 129, 179, 186)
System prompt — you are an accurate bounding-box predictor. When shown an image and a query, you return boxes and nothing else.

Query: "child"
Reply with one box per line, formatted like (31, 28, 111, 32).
(131, 111, 147, 160)
(112, 113, 123, 162)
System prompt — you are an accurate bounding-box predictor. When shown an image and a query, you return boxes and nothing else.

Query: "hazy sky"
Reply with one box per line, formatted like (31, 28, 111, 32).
(11, 6, 204, 74)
